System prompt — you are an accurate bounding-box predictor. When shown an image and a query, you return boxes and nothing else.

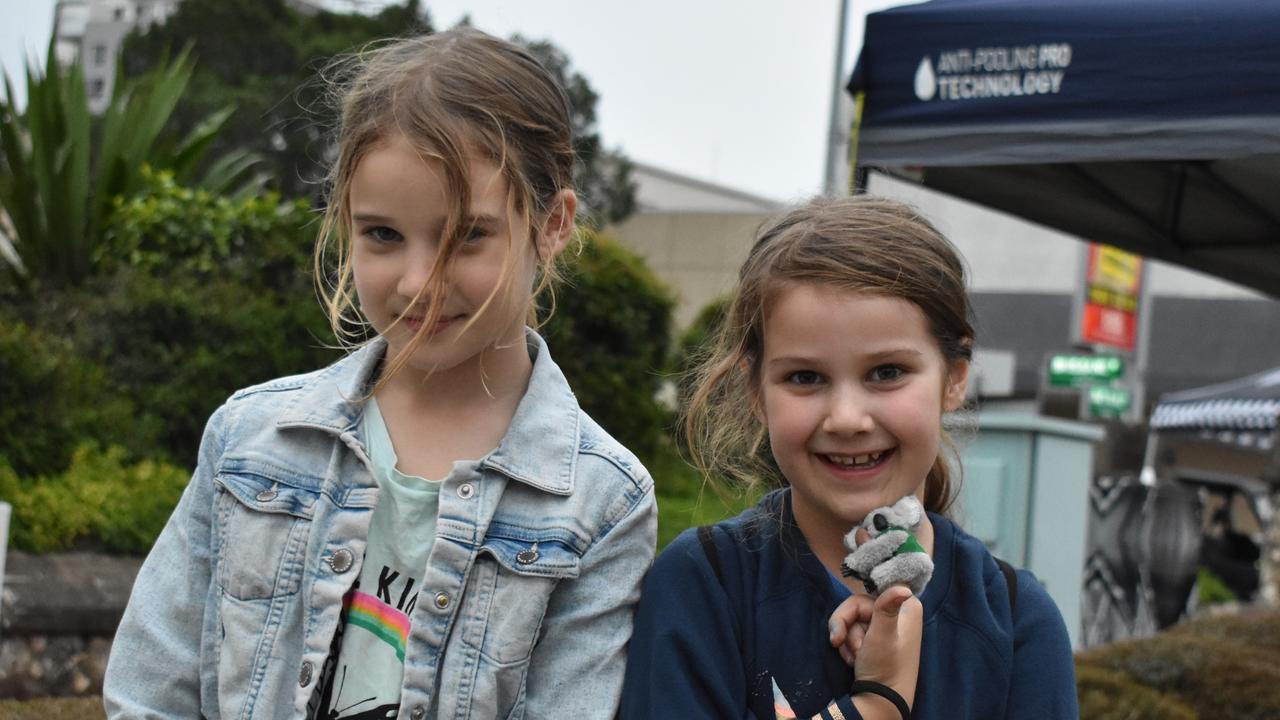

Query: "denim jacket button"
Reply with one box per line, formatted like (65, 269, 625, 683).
(517, 546, 539, 564)
(457, 483, 475, 499)
(327, 548, 354, 574)
(410, 706, 426, 720)
(299, 661, 313, 687)
(255, 489, 278, 502)
(434, 592, 451, 610)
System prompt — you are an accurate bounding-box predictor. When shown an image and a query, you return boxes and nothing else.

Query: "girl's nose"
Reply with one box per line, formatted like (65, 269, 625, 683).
(397, 245, 437, 299)
(822, 386, 874, 435)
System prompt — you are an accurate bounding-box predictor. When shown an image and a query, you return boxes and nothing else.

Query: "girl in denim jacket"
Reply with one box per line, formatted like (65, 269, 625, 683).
(105, 28, 656, 720)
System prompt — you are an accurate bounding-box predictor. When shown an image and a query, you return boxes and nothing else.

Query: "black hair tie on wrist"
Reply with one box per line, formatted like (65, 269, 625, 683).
(850, 680, 911, 720)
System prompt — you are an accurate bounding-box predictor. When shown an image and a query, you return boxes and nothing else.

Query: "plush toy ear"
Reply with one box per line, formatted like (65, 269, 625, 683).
(894, 495, 923, 526)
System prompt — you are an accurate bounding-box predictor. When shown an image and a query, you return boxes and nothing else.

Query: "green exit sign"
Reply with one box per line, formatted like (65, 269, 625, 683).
(1088, 385, 1132, 418)
(1048, 354, 1125, 387)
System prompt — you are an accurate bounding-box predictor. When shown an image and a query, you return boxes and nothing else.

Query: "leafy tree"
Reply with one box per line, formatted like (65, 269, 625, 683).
(121, 0, 432, 200)
(516, 37, 637, 225)
(121, 2, 637, 221)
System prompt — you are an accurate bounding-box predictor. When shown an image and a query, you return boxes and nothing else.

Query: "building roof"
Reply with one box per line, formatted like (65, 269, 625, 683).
(630, 161, 783, 214)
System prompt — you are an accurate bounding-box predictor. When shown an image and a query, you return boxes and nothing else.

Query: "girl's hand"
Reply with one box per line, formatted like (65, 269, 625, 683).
(828, 593, 873, 666)
(829, 587, 922, 704)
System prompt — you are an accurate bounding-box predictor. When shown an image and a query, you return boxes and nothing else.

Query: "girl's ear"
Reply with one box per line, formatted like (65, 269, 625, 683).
(943, 358, 970, 412)
(537, 189, 577, 260)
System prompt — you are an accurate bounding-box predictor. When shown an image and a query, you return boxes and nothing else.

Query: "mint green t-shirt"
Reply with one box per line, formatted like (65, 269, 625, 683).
(310, 398, 474, 719)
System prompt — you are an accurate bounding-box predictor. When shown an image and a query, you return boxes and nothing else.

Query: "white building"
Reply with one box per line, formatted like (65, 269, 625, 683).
(52, 0, 179, 113)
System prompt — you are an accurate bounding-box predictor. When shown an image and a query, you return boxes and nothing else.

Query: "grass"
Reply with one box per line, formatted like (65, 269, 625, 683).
(0, 698, 103, 720)
(645, 439, 760, 551)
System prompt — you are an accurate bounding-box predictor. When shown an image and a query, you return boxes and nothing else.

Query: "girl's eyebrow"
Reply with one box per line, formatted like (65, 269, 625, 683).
(352, 212, 395, 224)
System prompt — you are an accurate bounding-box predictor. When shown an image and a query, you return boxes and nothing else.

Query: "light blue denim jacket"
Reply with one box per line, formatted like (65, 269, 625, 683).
(104, 331, 657, 719)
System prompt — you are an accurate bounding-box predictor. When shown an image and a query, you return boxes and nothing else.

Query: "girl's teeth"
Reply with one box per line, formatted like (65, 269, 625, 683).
(828, 451, 884, 467)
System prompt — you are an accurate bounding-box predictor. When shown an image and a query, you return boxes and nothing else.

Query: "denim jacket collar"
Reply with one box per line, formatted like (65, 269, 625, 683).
(274, 329, 579, 496)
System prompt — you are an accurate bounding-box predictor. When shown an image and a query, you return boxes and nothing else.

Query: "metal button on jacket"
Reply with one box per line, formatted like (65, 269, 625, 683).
(327, 548, 354, 574)
(410, 706, 426, 720)
(255, 488, 278, 502)
(434, 592, 450, 610)
(457, 483, 475, 499)
(299, 661, 313, 687)
(516, 545, 539, 564)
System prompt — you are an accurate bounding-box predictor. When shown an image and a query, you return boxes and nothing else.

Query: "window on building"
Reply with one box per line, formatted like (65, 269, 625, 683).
(93, 45, 107, 66)
(113, 6, 125, 21)
(89, 79, 106, 99)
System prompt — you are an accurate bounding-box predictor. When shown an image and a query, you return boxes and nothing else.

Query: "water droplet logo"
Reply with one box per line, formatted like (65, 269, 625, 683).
(914, 56, 937, 101)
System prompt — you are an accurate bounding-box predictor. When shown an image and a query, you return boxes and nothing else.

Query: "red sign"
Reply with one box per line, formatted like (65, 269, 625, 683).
(1079, 244, 1142, 352)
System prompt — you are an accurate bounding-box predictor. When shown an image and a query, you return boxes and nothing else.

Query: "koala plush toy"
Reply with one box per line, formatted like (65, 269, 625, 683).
(840, 495, 934, 596)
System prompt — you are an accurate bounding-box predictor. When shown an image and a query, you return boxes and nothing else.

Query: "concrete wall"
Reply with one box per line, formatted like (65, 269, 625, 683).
(609, 211, 772, 329)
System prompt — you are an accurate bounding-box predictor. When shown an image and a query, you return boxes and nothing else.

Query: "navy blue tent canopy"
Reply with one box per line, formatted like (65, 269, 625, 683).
(849, 0, 1280, 296)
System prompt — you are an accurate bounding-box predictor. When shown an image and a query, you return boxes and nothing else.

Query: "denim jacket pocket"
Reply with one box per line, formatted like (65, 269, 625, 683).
(461, 534, 581, 667)
(214, 471, 318, 601)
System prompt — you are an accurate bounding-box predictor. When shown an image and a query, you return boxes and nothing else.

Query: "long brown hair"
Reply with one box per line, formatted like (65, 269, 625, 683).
(682, 196, 974, 515)
(313, 28, 577, 387)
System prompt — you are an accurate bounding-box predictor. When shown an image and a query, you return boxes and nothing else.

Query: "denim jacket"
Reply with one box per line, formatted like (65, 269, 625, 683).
(104, 330, 657, 720)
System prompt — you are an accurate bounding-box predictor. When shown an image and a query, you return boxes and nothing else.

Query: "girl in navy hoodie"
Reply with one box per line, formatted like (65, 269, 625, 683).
(620, 196, 1077, 719)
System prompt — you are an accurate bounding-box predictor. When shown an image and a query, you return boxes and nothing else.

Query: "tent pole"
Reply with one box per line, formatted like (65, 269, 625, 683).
(823, 0, 851, 195)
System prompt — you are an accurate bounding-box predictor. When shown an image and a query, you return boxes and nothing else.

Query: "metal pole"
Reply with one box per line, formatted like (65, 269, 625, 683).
(0, 501, 10, 638)
(823, 0, 852, 195)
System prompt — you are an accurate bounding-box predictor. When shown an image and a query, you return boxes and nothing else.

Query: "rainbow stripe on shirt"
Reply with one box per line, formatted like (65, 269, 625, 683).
(343, 590, 410, 661)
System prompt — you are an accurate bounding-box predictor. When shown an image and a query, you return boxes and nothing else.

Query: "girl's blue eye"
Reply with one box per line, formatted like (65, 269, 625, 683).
(788, 370, 823, 386)
(364, 226, 402, 244)
(870, 365, 906, 383)
(463, 225, 490, 245)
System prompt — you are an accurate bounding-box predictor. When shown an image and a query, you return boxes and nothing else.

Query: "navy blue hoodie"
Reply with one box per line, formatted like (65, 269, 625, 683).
(619, 490, 1078, 718)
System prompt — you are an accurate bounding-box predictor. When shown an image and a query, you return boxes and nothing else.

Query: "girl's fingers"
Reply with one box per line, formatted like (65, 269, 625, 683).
(828, 594, 875, 647)
(874, 585, 915, 620)
(850, 621, 866, 653)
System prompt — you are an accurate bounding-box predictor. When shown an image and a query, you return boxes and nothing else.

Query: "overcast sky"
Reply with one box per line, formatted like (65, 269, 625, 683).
(2, 0, 914, 202)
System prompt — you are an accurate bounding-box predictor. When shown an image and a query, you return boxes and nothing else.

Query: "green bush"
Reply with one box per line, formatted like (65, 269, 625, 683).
(0, 444, 188, 553)
(8, 173, 337, 468)
(1077, 612, 1280, 720)
(102, 166, 313, 284)
(60, 269, 337, 468)
(0, 320, 142, 477)
(541, 230, 675, 460)
(1075, 663, 1197, 720)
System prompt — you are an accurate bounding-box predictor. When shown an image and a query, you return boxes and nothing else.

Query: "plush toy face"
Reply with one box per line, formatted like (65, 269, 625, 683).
(860, 495, 924, 536)
(841, 495, 933, 596)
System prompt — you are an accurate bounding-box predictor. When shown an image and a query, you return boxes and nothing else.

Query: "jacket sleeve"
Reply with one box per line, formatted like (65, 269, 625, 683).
(103, 402, 228, 718)
(521, 472, 657, 719)
(1007, 569, 1079, 719)
(618, 526, 760, 719)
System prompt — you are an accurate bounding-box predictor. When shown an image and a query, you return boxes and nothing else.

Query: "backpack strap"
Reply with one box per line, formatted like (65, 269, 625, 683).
(697, 525, 726, 587)
(995, 557, 1018, 613)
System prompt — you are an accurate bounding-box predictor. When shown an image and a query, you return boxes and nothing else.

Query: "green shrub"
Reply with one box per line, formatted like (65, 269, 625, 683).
(1074, 663, 1197, 720)
(1078, 619, 1280, 720)
(61, 269, 337, 468)
(10, 173, 337, 468)
(0, 320, 143, 477)
(0, 444, 188, 553)
(102, 166, 313, 284)
(541, 230, 675, 460)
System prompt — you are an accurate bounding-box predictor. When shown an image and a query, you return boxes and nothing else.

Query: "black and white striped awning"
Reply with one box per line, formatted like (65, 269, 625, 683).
(1150, 368, 1280, 433)
(1150, 399, 1280, 431)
